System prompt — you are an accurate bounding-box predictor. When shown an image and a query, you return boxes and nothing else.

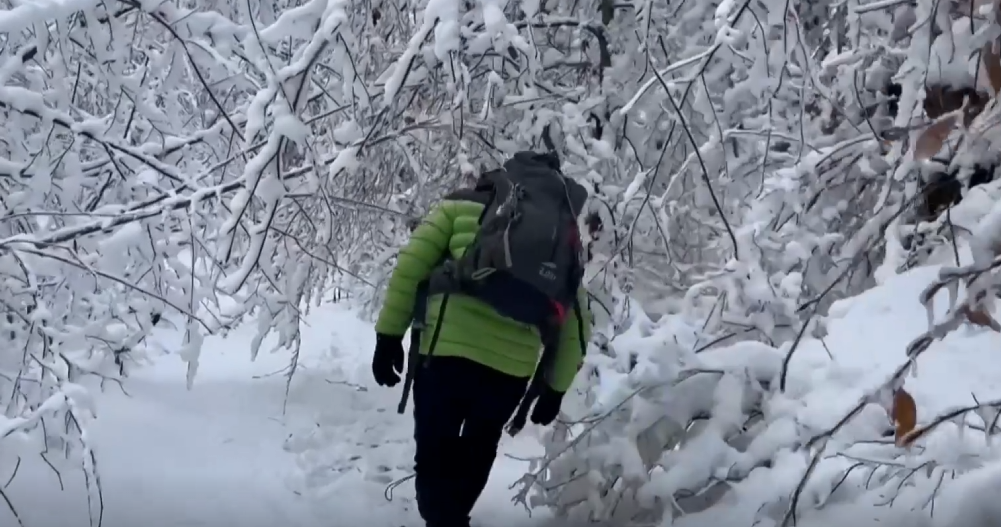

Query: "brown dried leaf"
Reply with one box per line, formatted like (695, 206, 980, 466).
(963, 92, 991, 127)
(913, 116, 957, 160)
(892, 388, 917, 447)
(983, 43, 1001, 96)
(924, 85, 958, 119)
(924, 85, 990, 124)
(962, 306, 1001, 332)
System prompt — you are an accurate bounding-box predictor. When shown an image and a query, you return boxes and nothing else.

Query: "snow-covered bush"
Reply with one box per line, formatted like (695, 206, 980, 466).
(503, 0, 1001, 524)
(513, 260, 1001, 526)
(0, 0, 441, 519)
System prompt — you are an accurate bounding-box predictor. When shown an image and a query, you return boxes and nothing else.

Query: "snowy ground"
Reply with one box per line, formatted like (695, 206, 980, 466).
(1, 303, 558, 527)
(10, 265, 1001, 527)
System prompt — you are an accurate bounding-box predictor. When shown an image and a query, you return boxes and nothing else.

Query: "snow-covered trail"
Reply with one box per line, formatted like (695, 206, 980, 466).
(3, 327, 317, 527)
(2, 303, 561, 527)
(277, 305, 564, 527)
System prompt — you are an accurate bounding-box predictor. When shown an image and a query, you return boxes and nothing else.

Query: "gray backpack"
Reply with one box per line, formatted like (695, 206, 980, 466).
(445, 153, 589, 330)
(399, 153, 590, 427)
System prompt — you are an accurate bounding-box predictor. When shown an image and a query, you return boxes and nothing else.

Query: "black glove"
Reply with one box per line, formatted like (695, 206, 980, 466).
(372, 333, 404, 387)
(529, 385, 565, 426)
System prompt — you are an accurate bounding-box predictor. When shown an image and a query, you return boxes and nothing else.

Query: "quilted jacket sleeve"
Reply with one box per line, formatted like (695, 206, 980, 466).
(374, 204, 453, 336)
(547, 288, 592, 393)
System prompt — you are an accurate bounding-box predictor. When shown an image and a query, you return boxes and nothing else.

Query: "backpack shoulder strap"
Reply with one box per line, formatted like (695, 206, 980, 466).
(573, 295, 587, 356)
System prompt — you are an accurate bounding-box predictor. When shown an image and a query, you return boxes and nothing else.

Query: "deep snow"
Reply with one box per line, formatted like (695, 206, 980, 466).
(0, 303, 559, 527)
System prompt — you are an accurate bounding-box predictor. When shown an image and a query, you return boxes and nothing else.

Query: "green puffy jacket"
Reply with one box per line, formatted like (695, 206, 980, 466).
(374, 189, 591, 393)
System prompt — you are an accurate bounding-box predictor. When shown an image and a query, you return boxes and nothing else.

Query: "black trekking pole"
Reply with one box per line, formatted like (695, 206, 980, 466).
(506, 307, 576, 436)
(507, 335, 559, 436)
(506, 377, 542, 436)
(395, 323, 423, 414)
(397, 281, 429, 414)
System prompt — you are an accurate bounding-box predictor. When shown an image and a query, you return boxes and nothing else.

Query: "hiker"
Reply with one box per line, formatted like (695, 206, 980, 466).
(370, 151, 592, 527)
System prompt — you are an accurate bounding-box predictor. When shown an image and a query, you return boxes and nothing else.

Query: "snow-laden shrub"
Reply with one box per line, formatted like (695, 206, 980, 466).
(0, 0, 426, 519)
(495, 0, 1001, 522)
(512, 258, 1001, 526)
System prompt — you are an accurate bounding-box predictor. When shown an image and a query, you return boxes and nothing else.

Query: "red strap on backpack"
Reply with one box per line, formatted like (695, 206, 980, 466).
(552, 221, 582, 326)
(551, 300, 567, 324)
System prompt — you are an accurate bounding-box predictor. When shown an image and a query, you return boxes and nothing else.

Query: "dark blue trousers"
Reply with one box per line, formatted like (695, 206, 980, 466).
(412, 356, 528, 527)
